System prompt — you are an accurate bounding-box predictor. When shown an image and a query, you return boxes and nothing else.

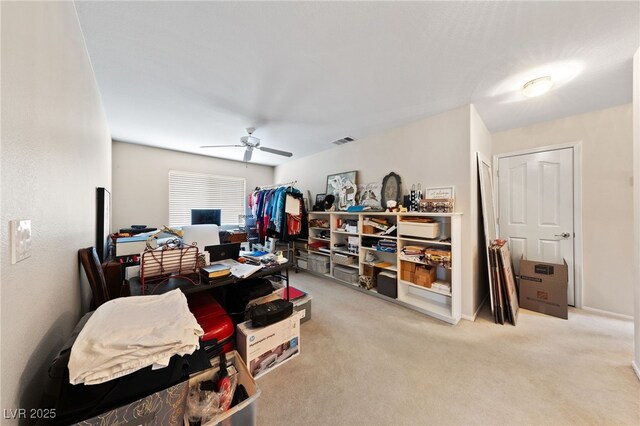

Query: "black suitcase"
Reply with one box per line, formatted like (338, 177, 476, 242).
(40, 313, 211, 425)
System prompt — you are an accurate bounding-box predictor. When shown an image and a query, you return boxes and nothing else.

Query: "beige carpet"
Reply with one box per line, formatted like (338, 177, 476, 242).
(255, 272, 639, 425)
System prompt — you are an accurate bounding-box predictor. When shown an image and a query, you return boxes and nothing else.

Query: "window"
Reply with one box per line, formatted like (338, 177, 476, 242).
(169, 170, 246, 227)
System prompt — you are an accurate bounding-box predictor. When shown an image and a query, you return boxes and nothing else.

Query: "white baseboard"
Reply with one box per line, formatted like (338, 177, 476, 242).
(633, 360, 640, 381)
(462, 294, 489, 322)
(581, 306, 633, 321)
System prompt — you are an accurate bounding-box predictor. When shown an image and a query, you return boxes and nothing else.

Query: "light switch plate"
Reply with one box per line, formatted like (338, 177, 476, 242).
(10, 219, 32, 264)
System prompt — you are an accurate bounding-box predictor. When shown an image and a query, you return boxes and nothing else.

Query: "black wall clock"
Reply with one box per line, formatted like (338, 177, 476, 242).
(381, 172, 402, 208)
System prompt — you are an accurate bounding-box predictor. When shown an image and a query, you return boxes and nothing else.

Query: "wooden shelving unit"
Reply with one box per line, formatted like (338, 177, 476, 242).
(299, 211, 462, 324)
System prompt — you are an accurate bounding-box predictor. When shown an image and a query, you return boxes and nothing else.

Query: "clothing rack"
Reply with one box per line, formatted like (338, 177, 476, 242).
(255, 180, 297, 191)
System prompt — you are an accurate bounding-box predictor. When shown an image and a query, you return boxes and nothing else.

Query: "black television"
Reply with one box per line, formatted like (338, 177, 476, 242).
(191, 209, 221, 226)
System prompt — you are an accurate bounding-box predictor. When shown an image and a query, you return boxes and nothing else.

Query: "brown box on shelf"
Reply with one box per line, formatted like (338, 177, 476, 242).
(414, 265, 436, 288)
(401, 270, 415, 282)
(362, 225, 376, 235)
(401, 261, 417, 272)
(362, 264, 376, 277)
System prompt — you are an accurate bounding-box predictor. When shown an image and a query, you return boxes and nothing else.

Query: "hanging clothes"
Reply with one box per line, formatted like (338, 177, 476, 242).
(249, 184, 306, 243)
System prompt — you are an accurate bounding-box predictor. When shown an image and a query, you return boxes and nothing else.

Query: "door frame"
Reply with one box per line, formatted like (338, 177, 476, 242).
(494, 141, 583, 308)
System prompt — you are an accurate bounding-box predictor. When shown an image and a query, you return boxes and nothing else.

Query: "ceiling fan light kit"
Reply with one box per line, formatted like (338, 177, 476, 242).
(201, 127, 293, 162)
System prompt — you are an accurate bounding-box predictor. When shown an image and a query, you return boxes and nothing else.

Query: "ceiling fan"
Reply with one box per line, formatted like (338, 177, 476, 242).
(201, 127, 293, 162)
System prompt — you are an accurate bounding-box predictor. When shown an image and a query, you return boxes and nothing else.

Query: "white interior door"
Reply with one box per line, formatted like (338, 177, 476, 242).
(497, 148, 575, 306)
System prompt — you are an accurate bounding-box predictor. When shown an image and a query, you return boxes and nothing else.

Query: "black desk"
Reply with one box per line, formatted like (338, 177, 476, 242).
(128, 260, 292, 297)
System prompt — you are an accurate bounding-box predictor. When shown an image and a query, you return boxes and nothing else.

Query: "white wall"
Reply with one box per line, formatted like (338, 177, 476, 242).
(632, 48, 639, 378)
(493, 104, 634, 316)
(275, 105, 487, 318)
(1, 1, 112, 415)
(112, 141, 274, 231)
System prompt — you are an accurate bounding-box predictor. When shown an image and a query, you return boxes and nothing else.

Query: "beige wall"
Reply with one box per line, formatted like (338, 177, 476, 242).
(1, 1, 112, 414)
(493, 104, 634, 316)
(112, 142, 274, 231)
(275, 105, 488, 319)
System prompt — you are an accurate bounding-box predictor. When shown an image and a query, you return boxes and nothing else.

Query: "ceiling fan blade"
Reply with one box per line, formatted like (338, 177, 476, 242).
(257, 146, 293, 157)
(243, 148, 253, 162)
(200, 144, 244, 148)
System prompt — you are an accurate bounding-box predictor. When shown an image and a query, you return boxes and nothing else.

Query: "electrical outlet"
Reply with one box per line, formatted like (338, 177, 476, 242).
(10, 219, 32, 264)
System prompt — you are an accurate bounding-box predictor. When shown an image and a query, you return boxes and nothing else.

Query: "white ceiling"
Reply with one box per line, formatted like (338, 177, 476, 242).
(75, 1, 639, 166)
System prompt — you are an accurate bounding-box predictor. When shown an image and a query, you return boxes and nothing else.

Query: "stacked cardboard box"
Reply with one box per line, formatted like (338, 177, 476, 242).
(400, 261, 436, 287)
(401, 260, 416, 282)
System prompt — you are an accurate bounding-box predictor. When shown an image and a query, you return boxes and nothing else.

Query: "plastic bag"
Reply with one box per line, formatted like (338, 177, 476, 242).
(186, 364, 238, 425)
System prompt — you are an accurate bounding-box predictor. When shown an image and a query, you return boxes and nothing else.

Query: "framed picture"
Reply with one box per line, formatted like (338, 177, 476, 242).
(96, 187, 111, 262)
(356, 182, 383, 209)
(424, 186, 455, 213)
(426, 186, 454, 199)
(381, 172, 402, 208)
(326, 171, 357, 211)
(315, 193, 326, 206)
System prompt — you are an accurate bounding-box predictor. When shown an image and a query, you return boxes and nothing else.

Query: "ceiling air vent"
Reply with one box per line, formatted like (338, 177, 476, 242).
(332, 137, 355, 146)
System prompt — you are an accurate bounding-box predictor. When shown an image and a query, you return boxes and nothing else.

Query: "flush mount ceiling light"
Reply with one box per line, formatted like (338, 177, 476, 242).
(522, 76, 553, 97)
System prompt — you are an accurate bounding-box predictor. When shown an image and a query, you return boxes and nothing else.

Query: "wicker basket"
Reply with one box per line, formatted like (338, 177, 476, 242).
(332, 252, 355, 265)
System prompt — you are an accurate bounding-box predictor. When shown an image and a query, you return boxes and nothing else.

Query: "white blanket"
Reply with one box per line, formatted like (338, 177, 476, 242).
(69, 289, 204, 385)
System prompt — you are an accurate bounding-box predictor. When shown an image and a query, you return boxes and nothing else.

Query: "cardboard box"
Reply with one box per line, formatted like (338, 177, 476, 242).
(401, 270, 414, 282)
(236, 311, 301, 379)
(414, 265, 436, 288)
(519, 258, 568, 319)
(401, 261, 417, 272)
(362, 264, 376, 277)
(362, 224, 376, 235)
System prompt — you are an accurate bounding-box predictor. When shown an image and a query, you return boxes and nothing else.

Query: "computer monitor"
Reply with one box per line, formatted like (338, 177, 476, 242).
(191, 209, 221, 226)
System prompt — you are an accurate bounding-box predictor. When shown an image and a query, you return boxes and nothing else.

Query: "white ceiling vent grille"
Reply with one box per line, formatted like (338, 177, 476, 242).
(332, 137, 355, 146)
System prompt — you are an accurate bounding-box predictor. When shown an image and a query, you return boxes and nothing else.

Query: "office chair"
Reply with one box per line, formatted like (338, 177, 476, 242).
(78, 247, 110, 310)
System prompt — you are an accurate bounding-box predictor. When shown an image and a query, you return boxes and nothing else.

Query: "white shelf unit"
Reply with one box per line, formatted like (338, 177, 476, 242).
(307, 211, 331, 255)
(359, 212, 399, 276)
(303, 211, 462, 324)
(396, 212, 462, 324)
(330, 213, 360, 283)
(303, 212, 332, 274)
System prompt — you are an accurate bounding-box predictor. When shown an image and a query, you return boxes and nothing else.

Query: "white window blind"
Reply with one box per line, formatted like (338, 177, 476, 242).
(169, 170, 246, 227)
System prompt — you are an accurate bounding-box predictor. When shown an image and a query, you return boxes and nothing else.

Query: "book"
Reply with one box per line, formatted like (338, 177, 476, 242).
(283, 286, 306, 301)
(382, 224, 397, 235)
(200, 263, 231, 278)
(363, 218, 390, 231)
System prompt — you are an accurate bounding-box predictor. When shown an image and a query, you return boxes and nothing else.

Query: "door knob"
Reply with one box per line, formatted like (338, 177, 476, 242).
(554, 232, 571, 238)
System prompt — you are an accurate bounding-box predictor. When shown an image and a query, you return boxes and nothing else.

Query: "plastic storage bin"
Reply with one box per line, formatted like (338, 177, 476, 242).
(398, 221, 440, 239)
(293, 295, 312, 324)
(333, 266, 359, 284)
(308, 253, 330, 274)
(185, 350, 260, 426)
